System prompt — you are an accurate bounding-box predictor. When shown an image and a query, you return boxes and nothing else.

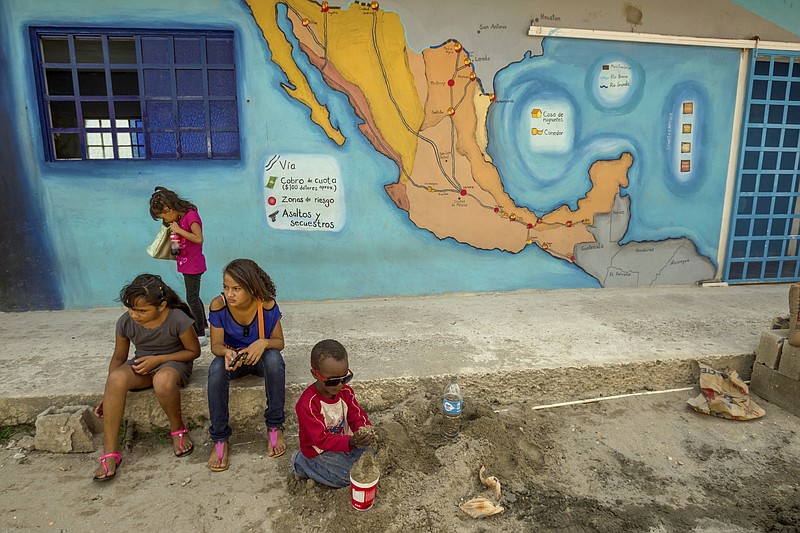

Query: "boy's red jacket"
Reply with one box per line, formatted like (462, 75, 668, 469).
(295, 383, 371, 458)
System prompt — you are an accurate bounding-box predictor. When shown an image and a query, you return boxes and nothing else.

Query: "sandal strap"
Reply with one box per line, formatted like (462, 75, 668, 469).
(214, 441, 226, 461)
(98, 452, 121, 475)
(169, 427, 189, 436)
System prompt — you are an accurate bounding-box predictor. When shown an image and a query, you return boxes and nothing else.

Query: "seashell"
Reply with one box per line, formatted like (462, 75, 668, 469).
(479, 465, 502, 500)
(459, 497, 505, 518)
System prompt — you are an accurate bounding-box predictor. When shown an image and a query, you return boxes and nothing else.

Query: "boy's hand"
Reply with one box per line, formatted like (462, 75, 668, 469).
(351, 425, 376, 448)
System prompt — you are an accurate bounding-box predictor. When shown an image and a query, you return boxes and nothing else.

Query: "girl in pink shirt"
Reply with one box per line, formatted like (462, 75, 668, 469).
(150, 187, 209, 345)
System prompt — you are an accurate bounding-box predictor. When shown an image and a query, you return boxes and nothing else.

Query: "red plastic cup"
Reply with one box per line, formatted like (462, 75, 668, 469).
(350, 474, 379, 511)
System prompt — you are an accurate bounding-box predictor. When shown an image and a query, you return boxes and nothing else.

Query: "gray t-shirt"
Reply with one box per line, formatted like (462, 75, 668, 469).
(115, 308, 195, 358)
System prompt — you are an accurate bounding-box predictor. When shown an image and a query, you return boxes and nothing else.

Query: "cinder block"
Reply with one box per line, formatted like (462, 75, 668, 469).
(778, 342, 800, 380)
(34, 405, 96, 453)
(755, 330, 788, 369)
(750, 363, 800, 418)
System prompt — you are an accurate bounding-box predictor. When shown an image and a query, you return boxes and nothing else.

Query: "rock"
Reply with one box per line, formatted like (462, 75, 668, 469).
(34, 405, 97, 453)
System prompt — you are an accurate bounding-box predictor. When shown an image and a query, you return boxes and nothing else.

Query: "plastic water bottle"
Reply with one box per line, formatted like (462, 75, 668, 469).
(442, 383, 463, 438)
(169, 232, 181, 256)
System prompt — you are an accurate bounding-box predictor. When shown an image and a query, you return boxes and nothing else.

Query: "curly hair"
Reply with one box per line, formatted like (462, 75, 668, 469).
(310, 339, 348, 369)
(223, 259, 277, 301)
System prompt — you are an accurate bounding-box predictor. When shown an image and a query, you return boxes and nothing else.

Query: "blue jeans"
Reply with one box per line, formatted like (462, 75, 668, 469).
(207, 349, 285, 442)
(291, 447, 369, 488)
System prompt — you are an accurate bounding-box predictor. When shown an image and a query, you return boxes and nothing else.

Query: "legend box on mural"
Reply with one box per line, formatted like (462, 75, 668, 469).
(262, 154, 345, 231)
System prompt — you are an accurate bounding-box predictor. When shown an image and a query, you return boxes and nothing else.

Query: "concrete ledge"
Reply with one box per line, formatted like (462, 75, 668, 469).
(0, 354, 754, 431)
(750, 362, 800, 418)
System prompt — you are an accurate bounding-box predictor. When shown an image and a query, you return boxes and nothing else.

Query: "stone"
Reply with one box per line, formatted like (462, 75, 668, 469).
(778, 342, 800, 380)
(750, 362, 800, 418)
(34, 405, 97, 453)
(755, 329, 788, 369)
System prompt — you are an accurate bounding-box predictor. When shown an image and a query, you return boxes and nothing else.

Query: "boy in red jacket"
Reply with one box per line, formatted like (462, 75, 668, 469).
(292, 339, 376, 487)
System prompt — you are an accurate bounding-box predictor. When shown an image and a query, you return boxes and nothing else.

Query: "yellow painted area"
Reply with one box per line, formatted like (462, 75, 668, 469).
(286, 2, 423, 174)
(245, 0, 345, 145)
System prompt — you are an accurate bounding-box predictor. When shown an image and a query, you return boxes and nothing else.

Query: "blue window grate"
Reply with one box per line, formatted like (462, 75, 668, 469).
(31, 28, 239, 161)
(725, 51, 800, 283)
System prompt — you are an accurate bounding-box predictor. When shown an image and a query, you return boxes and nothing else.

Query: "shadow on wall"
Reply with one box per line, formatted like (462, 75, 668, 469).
(0, 101, 63, 311)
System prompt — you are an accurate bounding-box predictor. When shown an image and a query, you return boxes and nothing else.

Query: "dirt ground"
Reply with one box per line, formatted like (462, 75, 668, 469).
(1, 386, 799, 533)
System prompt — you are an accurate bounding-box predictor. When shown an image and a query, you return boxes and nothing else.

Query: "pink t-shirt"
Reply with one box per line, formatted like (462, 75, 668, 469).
(176, 209, 206, 275)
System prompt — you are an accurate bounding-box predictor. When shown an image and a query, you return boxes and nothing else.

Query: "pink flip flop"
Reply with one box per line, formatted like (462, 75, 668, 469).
(209, 441, 228, 472)
(268, 427, 285, 458)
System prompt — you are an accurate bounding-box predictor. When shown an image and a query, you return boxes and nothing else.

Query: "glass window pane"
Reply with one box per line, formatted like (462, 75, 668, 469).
(149, 131, 176, 156)
(764, 128, 780, 147)
(175, 38, 202, 63)
(768, 105, 785, 124)
(788, 106, 800, 125)
(777, 174, 795, 192)
(108, 38, 136, 64)
(78, 70, 107, 96)
(780, 151, 797, 170)
(749, 103, 765, 123)
(206, 38, 234, 64)
(176, 69, 203, 97)
(180, 131, 207, 157)
(758, 174, 775, 193)
(752, 79, 768, 100)
(762, 152, 778, 170)
(114, 101, 141, 121)
(210, 100, 238, 129)
(178, 100, 205, 128)
(746, 127, 762, 147)
(74, 37, 104, 63)
(49, 101, 77, 128)
(737, 197, 753, 215)
(208, 69, 235, 96)
(746, 261, 763, 278)
(45, 69, 74, 95)
(784, 129, 799, 148)
(141, 37, 171, 64)
(41, 37, 70, 63)
(146, 101, 175, 128)
(82, 101, 110, 122)
(754, 58, 771, 76)
(728, 261, 744, 280)
(771, 80, 788, 101)
(143, 69, 171, 97)
(53, 133, 81, 159)
(773, 57, 791, 77)
(211, 131, 239, 157)
(111, 70, 139, 95)
(790, 82, 800, 102)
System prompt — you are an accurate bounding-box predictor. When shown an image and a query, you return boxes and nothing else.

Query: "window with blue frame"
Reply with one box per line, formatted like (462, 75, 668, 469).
(31, 28, 239, 161)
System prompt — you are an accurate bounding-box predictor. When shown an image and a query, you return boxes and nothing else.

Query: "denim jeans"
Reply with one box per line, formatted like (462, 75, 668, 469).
(207, 348, 285, 442)
(291, 447, 369, 488)
(183, 273, 208, 336)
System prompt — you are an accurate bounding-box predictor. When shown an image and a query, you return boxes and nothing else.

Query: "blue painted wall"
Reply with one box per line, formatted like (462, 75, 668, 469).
(2, 0, 800, 310)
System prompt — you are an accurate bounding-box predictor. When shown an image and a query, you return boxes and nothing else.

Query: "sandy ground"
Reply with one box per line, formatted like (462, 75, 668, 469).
(1, 386, 799, 533)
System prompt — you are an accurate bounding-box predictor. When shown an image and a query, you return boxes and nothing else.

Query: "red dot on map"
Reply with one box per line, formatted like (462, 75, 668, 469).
(569, 255, 575, 262)
(460, 189, 467, 196)
(268, 197, 276, 206)
(447, 79, 455, 87)
(527, 223, 533, 229)
(493, 207, 499, 213)
(566, 220, 573, 227)
(321, 2, 329, 12)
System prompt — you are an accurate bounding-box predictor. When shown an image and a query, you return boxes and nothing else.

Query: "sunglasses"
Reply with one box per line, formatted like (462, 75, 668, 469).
(311, 367, 354, 387)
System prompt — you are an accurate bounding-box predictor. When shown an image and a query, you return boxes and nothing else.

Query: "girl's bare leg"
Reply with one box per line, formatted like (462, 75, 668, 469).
(152, 367, 192, 455)
(96, 366, 151, 478)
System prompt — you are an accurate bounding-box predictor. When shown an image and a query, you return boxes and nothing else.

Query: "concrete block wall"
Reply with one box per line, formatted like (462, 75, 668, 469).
(751, 331, 800, 418)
